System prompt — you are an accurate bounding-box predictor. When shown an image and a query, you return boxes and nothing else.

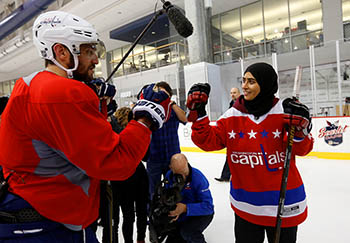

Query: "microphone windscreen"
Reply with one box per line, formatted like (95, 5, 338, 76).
(167, 7, 193, 38)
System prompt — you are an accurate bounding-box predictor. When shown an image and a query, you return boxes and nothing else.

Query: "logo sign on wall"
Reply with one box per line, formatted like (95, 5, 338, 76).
(318, 120, 348, 146)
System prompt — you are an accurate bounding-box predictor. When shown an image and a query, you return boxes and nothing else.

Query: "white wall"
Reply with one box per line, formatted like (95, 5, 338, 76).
(184, 62, 224, 120)
(178, 117, 350, 160)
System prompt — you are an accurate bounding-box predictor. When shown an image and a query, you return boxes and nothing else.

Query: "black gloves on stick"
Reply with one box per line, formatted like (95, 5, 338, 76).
(283, 98, 312, 140)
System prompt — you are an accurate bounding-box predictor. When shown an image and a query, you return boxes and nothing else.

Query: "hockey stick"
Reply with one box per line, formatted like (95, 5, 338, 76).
(273, 65, 302, 243)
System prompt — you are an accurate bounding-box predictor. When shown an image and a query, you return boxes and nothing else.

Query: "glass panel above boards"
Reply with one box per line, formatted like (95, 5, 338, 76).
(211, 0, 324, 63)
(108, 36, 188, 78)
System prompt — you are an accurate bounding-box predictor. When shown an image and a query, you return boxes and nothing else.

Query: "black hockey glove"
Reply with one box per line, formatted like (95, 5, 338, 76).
(283, 98, 312, 140)
(107, 99, 118, 117)
(186, 83, 211, 122)
(0, 96, 9, 115)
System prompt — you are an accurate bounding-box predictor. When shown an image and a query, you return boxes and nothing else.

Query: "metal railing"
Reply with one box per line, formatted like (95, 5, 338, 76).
(109, 41, 188, 78)
(214, 29, 323, 65)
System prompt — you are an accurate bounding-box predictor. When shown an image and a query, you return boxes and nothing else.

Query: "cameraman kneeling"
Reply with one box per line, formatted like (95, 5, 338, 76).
(165, 153, 214, 243)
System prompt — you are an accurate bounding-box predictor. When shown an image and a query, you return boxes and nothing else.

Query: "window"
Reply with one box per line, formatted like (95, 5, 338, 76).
(10, 80, 16, 92)
(343, 0, 350, 21)
(343, 0, 350, 39)
(144, 45, 157, 68)
(263, 0, 290, 54)
(264, 0, 289, 40)
(3, 81, 10, 95)
(111, 48, 123, 77)
(289, 0, 322, 32)
(211, 0, 324, 62)
(221, 9, 241, 50)
(289, 0, 323, 50)
(94, 63, 102, 78)
(211, 15, 221, 53)
(241, 1, 264, 58)
(221, 9, 242, 61)
(133, 44, 145, 70)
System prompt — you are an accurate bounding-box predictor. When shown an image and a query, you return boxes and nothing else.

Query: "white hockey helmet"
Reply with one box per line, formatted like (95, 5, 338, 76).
(33, 11, 105, 78)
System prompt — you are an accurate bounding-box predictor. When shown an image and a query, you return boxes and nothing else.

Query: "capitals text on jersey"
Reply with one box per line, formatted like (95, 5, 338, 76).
(229, 150, 285, 169)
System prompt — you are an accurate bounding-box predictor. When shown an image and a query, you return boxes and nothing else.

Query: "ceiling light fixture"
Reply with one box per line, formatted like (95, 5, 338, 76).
(0, 36, 31, 59)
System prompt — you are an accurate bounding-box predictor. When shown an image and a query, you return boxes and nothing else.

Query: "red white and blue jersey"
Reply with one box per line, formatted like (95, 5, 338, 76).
(191, 98, 313, 227)
(0, 71, 151, 230)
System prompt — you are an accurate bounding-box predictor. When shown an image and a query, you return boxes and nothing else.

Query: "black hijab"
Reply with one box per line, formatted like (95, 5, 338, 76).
(243, 62, 278, 118)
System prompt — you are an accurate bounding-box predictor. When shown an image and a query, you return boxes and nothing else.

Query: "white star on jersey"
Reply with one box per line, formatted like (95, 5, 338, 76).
(273, 129, 281, 138)
(248, 130, 257, 139)
(228, 130, 236, 139)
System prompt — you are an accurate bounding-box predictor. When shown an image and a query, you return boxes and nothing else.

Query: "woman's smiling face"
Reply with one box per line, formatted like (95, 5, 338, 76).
(242, 72, 261, 101)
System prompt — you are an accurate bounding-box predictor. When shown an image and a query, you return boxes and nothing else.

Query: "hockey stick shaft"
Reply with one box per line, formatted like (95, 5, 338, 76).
(273, 125, 295, 243)
(274, 66, 302, 243)
(293, 66, 302, 100)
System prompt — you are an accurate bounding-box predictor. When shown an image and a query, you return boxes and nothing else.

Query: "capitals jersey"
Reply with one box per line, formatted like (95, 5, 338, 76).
(191, 98, 313, 227)
(0, 71, 151, 229)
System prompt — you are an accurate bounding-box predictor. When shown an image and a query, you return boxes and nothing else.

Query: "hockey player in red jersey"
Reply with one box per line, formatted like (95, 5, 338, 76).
(0, 11, 170, 242)
(187, 62, 314, 243)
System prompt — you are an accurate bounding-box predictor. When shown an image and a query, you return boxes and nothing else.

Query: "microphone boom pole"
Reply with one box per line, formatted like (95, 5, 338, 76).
(105, 9, 164, 83)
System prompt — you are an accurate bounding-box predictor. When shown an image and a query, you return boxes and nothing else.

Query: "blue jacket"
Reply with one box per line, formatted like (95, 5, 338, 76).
(148, 110, 186, 163)
(165, 164, 214, 221)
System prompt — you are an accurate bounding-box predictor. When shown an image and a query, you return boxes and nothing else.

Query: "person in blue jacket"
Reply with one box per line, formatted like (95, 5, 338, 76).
(165, 153, 214, 243)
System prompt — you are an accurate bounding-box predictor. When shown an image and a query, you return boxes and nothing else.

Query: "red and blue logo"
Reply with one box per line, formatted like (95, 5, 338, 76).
(319, 120, 348, 146)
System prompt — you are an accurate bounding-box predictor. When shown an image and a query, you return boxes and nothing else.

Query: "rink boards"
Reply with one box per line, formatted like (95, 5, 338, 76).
(178, 116, 350, 160)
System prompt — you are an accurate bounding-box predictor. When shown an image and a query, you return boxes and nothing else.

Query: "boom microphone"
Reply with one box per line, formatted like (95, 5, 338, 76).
(161, 0, 193, 38)
(105, 2, 193, 82)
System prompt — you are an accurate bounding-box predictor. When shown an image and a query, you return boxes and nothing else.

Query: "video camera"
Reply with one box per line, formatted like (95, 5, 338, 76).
(149, 173, 185, 243)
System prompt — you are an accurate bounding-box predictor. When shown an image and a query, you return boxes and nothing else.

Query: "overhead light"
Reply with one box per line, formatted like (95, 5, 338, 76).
(0, 36, 31, 59)
(5, 45, 17, 54)
(15, 41, 23, 47)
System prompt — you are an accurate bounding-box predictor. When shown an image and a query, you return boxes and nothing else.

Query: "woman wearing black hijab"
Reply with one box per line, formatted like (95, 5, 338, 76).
(187, 62, 314, 243)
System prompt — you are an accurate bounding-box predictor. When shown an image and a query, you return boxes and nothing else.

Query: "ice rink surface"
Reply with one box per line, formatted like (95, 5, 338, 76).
(98, 152, 350, 243)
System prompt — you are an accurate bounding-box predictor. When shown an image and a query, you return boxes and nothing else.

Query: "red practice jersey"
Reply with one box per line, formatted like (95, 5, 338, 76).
(0, 71, 151, 229)
(191, 99, 313, 227)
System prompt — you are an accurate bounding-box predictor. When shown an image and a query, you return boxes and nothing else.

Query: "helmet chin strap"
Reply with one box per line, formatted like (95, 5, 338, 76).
(50, 55, 79, 79)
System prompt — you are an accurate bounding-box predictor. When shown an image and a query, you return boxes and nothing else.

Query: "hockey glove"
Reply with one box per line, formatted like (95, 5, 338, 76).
(107, 99, 118, 117)
(133, 84, 171, 131)
(283, 98, 312, 140)
(90, 78, 116, 99)
(0, 95, 9, 115)
(186, 83, 211, 122)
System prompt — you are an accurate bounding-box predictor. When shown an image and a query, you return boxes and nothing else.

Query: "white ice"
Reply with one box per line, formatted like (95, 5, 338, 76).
(97, 152, 350, 243)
